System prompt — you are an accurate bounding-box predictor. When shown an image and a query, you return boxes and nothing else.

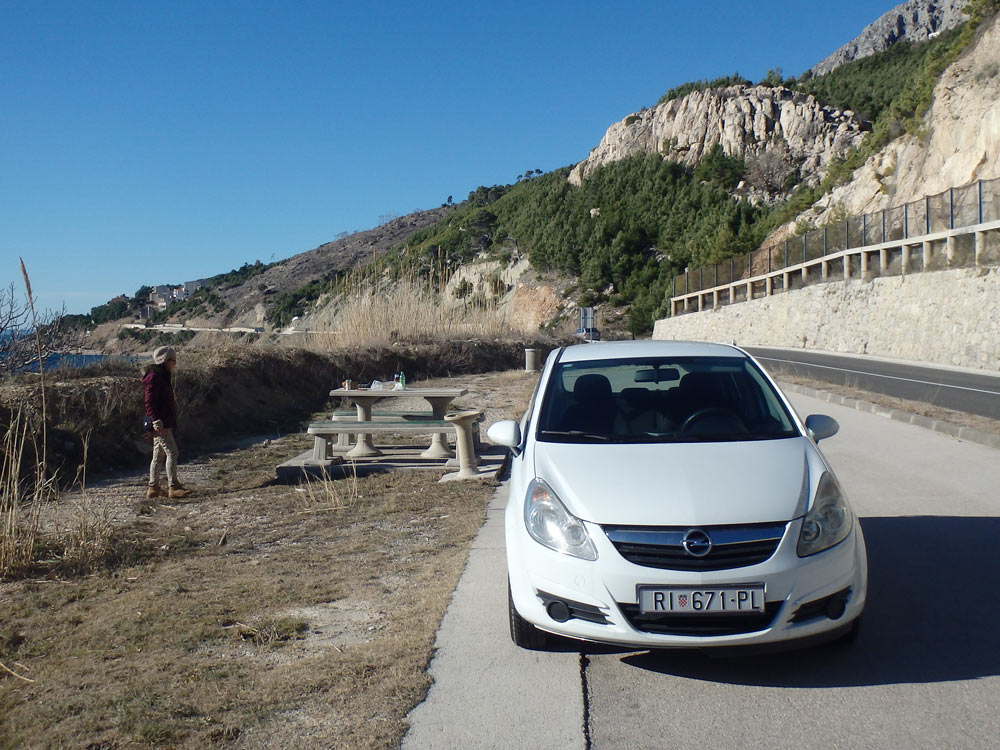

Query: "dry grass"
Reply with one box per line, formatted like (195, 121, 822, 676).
(308, 274, 519, 347)
(0, 369, 539, 749)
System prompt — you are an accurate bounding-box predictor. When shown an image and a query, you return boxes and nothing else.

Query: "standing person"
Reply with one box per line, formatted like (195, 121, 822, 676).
(143, 346, 192, 499)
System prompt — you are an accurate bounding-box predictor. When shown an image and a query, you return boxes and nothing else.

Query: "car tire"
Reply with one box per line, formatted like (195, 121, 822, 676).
(833, 614, 863, 646)
(508, 580, 548, 650)
(843, 614, 863, 642)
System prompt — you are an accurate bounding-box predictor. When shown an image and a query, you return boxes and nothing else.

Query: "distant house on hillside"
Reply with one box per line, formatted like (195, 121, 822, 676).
(146, 280, 206, 310)
(149, 285, 183, 309)
(149, 285, 173, 310)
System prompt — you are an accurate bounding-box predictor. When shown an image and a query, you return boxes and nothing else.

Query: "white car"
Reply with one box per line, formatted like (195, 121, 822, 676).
(487, 340, 867, 651)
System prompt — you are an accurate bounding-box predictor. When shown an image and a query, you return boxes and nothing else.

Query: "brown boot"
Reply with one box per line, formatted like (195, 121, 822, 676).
(168, 486, 193, 499)
(146, 484, 161, 499)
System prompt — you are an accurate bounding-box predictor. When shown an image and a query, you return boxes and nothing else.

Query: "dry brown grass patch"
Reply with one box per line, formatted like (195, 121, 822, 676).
(1, 369, 534, 748)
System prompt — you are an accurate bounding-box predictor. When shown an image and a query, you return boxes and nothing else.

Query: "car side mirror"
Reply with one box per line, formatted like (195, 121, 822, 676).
(804, 414, 839, 442)
(487, 420, 522, 455)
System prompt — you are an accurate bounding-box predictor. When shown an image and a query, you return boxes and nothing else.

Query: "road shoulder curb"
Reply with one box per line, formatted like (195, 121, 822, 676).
(780, 382, 1000, 451)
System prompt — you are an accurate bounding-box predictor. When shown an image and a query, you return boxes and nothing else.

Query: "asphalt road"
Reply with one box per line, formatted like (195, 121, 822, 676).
(404, 392, 1000, 750)
(746, 346, 1000, 420)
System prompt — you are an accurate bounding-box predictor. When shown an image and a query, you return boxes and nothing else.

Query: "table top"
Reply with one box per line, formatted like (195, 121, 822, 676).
(330, 387, 467, 398)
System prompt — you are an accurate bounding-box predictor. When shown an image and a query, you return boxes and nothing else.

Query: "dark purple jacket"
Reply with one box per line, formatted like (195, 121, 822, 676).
(142, 365, 177, 429)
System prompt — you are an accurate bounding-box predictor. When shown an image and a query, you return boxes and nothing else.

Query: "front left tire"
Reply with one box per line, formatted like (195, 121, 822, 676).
(508, 580, 548, 650)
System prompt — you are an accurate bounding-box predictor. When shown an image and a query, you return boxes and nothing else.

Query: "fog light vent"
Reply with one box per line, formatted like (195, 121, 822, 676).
(536, 590, 610, 625)
(546, 600, 571, 622)
(790, 587, 852, 624)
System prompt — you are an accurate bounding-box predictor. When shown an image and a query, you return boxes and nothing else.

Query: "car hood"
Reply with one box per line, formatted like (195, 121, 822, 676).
(532, 438, 814, 526)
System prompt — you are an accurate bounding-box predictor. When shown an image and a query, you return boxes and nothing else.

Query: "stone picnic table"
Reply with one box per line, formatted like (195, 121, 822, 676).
(328, 386, 468, 459)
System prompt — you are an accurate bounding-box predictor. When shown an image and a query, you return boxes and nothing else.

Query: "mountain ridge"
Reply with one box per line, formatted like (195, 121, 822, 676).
(809, 0, 969, 76)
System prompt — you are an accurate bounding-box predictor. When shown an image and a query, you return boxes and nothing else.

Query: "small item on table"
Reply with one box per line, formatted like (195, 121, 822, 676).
(342, 378, 355, 390)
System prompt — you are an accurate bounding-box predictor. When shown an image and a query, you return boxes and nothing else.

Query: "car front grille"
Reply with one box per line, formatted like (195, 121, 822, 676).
(602, 521, 787, 571)
(617, 601, 783, 636)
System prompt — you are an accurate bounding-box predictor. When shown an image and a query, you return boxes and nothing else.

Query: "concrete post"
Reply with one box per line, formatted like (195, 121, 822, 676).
(923, 240, 933, 267)
(783, 271, 790, 291)
(946, 235, 956, 266)
(844, 254, 851, 280)
(902, 244, 911, 274)
(746, 281, 753, 301)
(975, 231, 985, 265)
(712, 290, 719, 309)
(765, 276, 773, 296)
(879, 248, 888, 273)
(524, 348, 539, 372)
(821, 261, 829, 280)
(860, 251, 869, 275)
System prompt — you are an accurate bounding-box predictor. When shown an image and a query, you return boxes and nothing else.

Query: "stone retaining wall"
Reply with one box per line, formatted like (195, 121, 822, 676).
(652, 266, 1000, 370)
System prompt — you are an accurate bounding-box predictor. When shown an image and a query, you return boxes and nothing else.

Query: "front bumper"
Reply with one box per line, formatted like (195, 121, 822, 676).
(506, 507, 868, 650)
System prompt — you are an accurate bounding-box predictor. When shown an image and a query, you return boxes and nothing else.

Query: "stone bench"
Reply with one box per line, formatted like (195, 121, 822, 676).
(331, 409, 435, 420)
(308, 416, 481, 461)
(327, 410, 480, 453)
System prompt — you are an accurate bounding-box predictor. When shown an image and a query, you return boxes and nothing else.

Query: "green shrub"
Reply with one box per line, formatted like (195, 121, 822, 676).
(657, 72, 751, 105)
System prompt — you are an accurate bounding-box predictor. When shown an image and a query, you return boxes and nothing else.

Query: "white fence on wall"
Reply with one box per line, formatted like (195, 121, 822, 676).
(670, 177, 1000, 316)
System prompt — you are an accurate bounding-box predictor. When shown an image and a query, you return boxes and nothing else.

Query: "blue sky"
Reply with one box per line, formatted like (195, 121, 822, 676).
(2, 0, 897, 315)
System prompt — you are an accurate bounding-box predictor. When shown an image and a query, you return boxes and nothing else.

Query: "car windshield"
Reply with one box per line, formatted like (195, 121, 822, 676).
(535, 356, 799, 444)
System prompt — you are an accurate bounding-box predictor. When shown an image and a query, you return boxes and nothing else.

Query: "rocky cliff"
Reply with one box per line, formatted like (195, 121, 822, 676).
(808, 0, 969, 76)
(568, 85, 868, 189)
(798, 11, 1000, 229)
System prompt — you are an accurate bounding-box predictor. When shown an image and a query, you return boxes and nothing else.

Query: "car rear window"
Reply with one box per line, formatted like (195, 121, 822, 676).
(535, 356, 798, 443)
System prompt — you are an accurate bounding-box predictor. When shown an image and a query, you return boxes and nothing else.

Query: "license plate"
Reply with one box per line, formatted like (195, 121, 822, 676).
(637, 585, 765, 614)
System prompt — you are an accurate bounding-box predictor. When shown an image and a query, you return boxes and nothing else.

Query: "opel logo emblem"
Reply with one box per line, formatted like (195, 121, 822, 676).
(682, 528, 713, 557)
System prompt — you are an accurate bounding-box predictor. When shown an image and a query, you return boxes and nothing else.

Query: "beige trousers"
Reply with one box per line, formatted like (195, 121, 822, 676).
(149, 428, 180, 488)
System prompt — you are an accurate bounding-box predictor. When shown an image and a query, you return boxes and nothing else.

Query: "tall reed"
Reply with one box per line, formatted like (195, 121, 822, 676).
(0, 407, 49, 577)
(311, 272, 515, 347)
(1, 260, 53, 578)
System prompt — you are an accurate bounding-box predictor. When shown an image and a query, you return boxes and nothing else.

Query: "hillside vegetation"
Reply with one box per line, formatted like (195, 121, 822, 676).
(385, 156, 766, 334)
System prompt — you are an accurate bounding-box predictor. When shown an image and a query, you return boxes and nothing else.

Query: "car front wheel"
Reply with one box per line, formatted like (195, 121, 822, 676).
(508, 580, 548, 650)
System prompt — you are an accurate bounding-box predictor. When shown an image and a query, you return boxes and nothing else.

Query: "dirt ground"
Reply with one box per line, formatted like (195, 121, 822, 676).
(0, 370, 538, 749)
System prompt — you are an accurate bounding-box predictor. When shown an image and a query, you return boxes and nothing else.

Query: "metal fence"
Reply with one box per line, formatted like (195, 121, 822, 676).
(673, 176, 1000, 298)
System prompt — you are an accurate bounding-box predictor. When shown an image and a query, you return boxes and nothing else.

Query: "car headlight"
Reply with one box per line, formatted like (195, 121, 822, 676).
(797, 471, 853, 557)
(524, 479, 598, 561)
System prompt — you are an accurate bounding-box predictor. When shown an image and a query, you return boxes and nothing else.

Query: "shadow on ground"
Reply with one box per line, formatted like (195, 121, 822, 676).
(619, 516, 1000, 687)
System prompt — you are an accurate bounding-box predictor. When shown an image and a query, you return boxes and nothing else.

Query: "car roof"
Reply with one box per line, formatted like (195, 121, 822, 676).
(557, 339, 747, 363)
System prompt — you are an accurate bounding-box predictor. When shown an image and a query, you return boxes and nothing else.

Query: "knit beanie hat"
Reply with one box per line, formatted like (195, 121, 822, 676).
(153, 346, 176, 365)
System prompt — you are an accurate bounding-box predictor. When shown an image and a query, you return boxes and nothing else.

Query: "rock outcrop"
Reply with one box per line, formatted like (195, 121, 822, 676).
(796, 12, 1000, 229)
(568, 85, 868, 188)
(808, 0, 969, 77)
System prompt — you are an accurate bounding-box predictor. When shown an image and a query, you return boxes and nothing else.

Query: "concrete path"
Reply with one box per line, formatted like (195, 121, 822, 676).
(402, 484, 586, 750)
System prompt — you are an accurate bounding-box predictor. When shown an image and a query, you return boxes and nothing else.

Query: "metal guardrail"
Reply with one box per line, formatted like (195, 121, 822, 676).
(671, 177, 1000, 314)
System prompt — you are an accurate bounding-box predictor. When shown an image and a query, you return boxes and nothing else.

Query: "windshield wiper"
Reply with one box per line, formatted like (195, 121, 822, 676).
(607, 434, 676, 443)
(679, 432, 773, 442)
(538, 430, 611, 442)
